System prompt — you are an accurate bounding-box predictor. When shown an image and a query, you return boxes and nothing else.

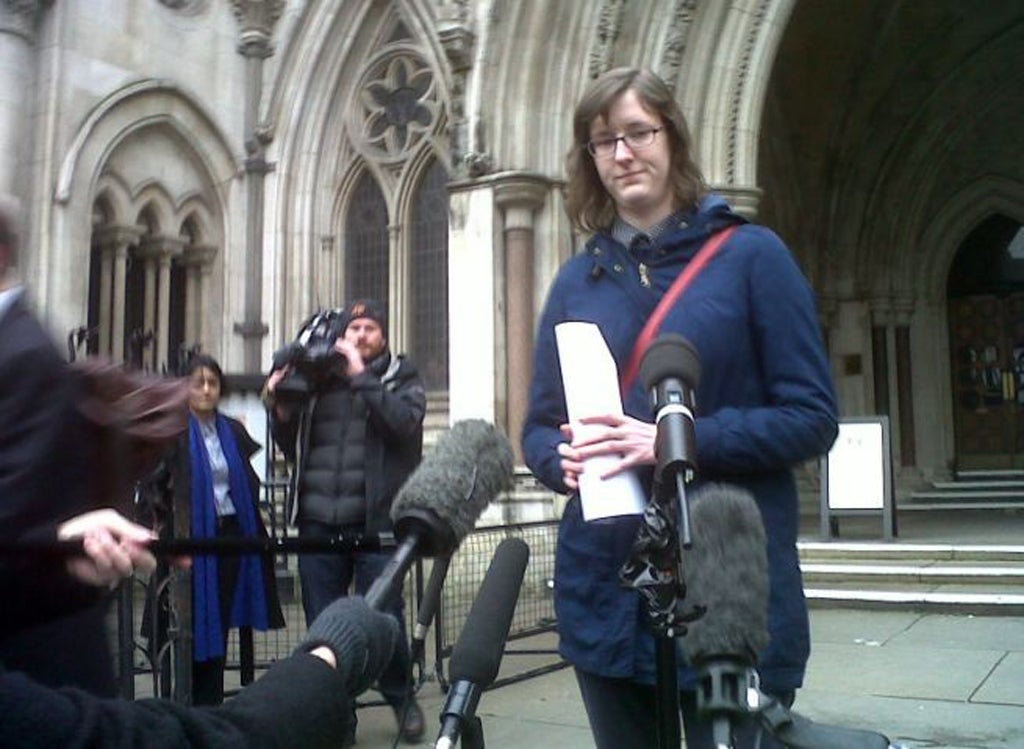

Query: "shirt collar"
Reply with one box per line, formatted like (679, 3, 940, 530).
(0, 284, 23, 325)
(611, 210, 688, 250)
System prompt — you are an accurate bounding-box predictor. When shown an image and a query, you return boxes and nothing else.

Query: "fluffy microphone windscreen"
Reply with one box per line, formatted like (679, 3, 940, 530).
(449, 537, 530, 685)
(681, 483, 770, 664)
(391, 419, 515, 545)
(639, 333, 701, 392)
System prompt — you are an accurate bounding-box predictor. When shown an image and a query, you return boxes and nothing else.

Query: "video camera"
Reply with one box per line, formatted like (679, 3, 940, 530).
(271, 308, 349, 401)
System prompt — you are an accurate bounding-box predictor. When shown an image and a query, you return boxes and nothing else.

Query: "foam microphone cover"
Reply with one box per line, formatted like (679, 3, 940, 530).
(449, 537, 530, 685)
(681, 483, 770, 664)
(639, 333, 701, 392)
(391, 419, 515, 553)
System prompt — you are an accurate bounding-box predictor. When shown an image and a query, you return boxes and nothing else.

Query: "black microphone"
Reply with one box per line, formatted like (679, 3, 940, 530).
(365, 419, 515, 609)
(680, 484, 769, 748)
(435, 537, 529, 749)
(410, 553, 452, 665)
(639, 333, 701, 547)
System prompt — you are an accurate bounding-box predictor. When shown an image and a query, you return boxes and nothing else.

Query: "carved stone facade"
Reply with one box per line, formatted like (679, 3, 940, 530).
(1, 0, 1022, 513)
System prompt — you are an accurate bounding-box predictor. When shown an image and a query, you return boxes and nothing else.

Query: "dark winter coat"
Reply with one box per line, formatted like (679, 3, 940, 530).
(522, 195, 838, 693)
(0, 653, 353, 748)
(0, 292, 115, 696)
(270, 352, 426, 534)
(142, 415, 285, 630)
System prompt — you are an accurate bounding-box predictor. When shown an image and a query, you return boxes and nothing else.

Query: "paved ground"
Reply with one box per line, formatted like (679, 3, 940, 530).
(347, 509, 1024, 748)
(349, 608, 1024, 749)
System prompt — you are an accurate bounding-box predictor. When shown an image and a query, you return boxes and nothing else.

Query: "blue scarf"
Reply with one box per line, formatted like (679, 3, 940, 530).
(189, 413, 270, 662)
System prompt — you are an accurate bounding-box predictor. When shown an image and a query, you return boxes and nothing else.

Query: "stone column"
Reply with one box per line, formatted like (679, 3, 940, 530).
(818, 295, 839, 360)
(0, 0, 42, 194)
(183, 256, 198, 345)
(230, 0, 284, 373)
(869, 299, 892, 418)
(387, 222, 405, 351)
(191, 244, 218, 351)
(141, 236, 184, 373)
(135, 241, 162, 370)
(97, 244, 113, 357)
(144, 252, 157, 368)
(92, 225, 142, 361)
(894, 300, 917, 468)
(447, 178, 498, 424)
(319, 235, 336, 311)
(111, 243, 130, 364)
(494, 174, 549, 461)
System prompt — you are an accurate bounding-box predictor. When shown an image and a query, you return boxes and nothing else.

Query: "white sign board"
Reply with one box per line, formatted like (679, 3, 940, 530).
(825, 420, 886, 510)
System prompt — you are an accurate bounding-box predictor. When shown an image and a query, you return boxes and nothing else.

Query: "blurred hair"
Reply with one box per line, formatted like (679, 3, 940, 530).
(564, 68, 707, 234)
(184, 353, 227, 396)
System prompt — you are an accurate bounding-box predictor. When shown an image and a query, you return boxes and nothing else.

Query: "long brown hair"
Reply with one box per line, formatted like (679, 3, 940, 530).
(564, 68, 707, 234)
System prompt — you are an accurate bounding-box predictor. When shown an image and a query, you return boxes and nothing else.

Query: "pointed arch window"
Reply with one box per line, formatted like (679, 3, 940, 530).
(345, 172, 390, 308)
(409, 159, 449, 391)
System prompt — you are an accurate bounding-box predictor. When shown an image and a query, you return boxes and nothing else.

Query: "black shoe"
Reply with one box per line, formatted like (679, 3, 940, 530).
(393, 699, 425, 744)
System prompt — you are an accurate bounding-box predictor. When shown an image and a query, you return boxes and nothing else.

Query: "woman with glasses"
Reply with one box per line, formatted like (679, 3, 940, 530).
(522, 68, 838, 748)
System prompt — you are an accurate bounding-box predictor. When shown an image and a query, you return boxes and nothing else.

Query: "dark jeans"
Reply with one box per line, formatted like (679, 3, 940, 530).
(298, 520, 412, 708)
(575, 667, 795, 749)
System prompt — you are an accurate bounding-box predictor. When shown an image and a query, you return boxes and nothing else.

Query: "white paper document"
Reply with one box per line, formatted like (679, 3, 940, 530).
(555, 321, 647, 521)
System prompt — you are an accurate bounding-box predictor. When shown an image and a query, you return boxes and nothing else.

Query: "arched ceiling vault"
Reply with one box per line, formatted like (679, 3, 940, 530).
(760, 0, 1024, 301)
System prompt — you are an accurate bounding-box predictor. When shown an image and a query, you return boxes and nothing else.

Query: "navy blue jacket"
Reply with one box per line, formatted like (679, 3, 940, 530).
(522, 196, 838, 692)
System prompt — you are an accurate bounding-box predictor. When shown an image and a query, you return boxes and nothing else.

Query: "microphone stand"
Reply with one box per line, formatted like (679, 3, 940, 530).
(620, 480, 702, 749)
(650, 410, 699, 749)
(0, 532, 396, 558)
(626, 334, 704, 749)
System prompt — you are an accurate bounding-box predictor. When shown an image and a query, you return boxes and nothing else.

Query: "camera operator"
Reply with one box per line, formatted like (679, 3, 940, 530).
(262, 298, 427, 746)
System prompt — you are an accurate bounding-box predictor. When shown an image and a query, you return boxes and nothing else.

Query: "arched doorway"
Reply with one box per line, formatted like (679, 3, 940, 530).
(948, 215, 1024, 470)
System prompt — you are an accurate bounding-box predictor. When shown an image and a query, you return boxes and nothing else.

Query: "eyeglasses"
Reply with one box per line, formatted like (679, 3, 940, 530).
(586, 127, 663, 158)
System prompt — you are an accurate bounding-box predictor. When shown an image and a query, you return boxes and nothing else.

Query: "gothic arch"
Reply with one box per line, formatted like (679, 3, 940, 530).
(269, 0, 453, 341)
(683, 0, 796, 200)
(46, 79, 237, 336)
(918, 176, 1024, 305)
(92, 174, 133, 227)
(55, 79, 237, 206)
(131, 183, 177, 234)
(177, 197, 217, 245)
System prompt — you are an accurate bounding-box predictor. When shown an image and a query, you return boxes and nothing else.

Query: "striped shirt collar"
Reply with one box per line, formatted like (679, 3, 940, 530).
(611, 210, 688, 251)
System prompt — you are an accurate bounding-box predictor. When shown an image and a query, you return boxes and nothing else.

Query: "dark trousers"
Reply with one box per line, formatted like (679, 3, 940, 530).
(575, 667, 795, 749)
(298, 520, 412, 708)
(192, 515, 242, 707)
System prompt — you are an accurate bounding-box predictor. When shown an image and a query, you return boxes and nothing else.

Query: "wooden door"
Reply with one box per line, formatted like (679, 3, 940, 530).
(949, 294, 1024, 469)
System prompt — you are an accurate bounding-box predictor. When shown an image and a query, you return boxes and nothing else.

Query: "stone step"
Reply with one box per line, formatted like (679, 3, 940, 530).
(800, 561, 1024, 586)
(910, 490, 1024, 499)
(799, 540, 1024, 613)
(902, 484, 1024, 510)
(804, 587, 1024, 614)
(956, 469, 1024, 480)
(901, 500, 1024, 511)
(929, 480, 1024, 491)
(798, 540, 1024, 563)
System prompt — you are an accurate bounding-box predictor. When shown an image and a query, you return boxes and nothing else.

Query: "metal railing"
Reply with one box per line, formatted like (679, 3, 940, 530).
(117, 493, 566, 704)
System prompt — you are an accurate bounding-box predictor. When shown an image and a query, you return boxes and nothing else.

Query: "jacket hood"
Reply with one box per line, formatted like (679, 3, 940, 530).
(692, 193, 747, 232)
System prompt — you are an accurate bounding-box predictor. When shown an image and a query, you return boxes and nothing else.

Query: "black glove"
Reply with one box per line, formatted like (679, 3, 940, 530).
(295, 596, 399, 696)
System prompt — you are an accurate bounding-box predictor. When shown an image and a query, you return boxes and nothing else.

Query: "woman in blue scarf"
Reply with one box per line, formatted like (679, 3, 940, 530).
(148, 354, 284, 705)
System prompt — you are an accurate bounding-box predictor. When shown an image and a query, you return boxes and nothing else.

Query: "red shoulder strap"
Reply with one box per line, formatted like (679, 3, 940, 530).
(618, 225, 738, 394)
